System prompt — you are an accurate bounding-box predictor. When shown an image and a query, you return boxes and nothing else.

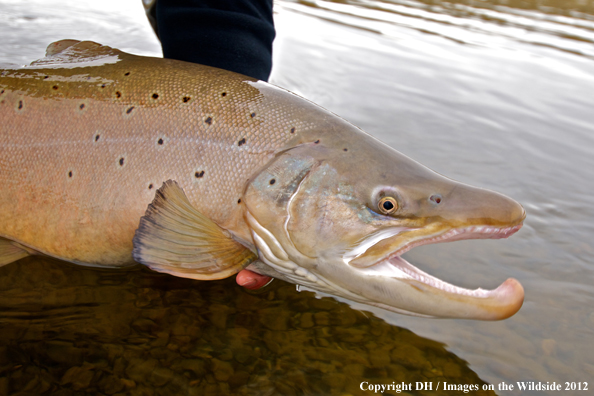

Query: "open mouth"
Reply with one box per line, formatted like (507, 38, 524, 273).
(351, 223, 525, 318)
(357, 224, 523, 295)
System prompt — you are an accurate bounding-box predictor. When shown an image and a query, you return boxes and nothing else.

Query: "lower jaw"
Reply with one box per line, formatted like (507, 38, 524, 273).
(355, 254, 525, 319)
(386, 256, 496, 297)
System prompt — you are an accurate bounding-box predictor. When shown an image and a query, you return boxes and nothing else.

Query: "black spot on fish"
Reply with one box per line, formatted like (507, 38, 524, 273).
(237, 198, 241, 204)
(124, 72, 130, 76)
(0, 89, 4, 94)
(204, 116, 212, 125)
(152, 93, 159, 99)
(149, 184, 154, 189)
(18, 100, 23, 110)
(119, 158, 125, 166)
(52, 85, 59, 90)
(343, 148, 348, 152)
(68, 171, 73, 178)
(101, 84, 106, 88)
(126, 107, 134, 114)
(195, 171, 205, 178)
(314, 140, 320, 144)
(183, 96, 191, 103)
(158, 138, 164, 145)
(250, 112, 256, 118)
(221, 92, 227, 97)
(238, 138, 246, 146)
(270, 179, 276, 185)
(43, 76, 49, 79)
(115, 91, 121, 98)
(79, 104, 85, 110)
(95, 134, 100, 142)
(290, 127, 296, 134)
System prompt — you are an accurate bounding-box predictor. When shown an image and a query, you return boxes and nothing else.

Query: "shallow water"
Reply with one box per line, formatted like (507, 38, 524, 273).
(1, 257, 496, 395)
(1, 0, 594, 395)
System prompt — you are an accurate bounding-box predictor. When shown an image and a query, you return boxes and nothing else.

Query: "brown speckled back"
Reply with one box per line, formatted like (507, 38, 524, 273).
(0, 41, 332, 266)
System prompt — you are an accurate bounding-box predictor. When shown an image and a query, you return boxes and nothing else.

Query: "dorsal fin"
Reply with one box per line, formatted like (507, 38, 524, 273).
(45, 39, 82, 56)
(0, 237, 30, 267)
(27, 40, 125, 69)
(132, 180, 257, 280)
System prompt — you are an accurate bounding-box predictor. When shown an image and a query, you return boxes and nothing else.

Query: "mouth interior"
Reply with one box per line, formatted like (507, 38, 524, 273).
(357, 224, 523, 298)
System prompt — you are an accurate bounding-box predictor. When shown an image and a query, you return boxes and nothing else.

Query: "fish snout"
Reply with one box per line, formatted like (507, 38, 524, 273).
(436, 184, 526, 228)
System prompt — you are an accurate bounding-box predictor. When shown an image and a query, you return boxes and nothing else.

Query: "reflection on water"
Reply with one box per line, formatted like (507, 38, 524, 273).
(2, 0, 594, 395)
(289, 0, 594, 57)
(0, 257, 495, 395)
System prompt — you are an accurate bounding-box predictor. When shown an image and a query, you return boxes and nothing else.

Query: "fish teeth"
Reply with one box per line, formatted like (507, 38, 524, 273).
(391, 258, 491, 297)
(392, 224, 521, 258)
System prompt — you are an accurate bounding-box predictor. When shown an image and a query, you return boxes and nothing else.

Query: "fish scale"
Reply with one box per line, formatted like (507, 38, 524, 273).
(0, 40, 321, 266)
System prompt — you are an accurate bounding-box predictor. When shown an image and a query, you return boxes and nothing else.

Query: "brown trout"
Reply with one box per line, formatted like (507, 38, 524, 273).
(0, 40, 525, 319)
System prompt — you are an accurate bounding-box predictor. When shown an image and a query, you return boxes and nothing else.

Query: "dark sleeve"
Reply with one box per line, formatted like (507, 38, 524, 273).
(156, 0, 275, 81)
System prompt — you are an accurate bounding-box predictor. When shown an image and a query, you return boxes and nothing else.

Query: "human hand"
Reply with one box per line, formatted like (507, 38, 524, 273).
(236, 269, 272, 290)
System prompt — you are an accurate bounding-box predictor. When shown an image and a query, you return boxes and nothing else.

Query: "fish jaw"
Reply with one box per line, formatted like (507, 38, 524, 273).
(392, 224, 524, 256)
(361, 255, 524, 320)
(357, 256, 524, 320)
(338, 222, 525, 320)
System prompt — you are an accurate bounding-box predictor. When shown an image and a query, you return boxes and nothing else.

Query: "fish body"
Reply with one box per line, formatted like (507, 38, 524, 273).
(0, 40, 306, 266)
(0, 40, 525, 319)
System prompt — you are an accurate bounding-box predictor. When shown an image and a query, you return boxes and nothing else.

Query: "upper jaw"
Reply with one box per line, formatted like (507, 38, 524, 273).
(349, 222, 523, 268)
(388, 223, 523, 258)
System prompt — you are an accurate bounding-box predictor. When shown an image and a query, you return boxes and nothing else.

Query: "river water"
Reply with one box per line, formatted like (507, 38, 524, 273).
(1, 0, 593, 395)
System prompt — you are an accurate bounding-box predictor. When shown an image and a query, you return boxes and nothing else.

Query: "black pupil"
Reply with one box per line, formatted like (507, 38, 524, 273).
(383, 200, 394, 211)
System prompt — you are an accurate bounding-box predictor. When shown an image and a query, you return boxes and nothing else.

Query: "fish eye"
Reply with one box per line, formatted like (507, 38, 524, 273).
(378, 197, 398, 215)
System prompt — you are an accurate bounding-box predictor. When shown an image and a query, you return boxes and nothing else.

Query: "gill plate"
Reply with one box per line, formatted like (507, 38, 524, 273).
(246, 210, 367, 302)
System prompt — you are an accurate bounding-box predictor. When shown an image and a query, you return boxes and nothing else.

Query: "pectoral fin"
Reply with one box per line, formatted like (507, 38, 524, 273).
(132, 180, 257, 280)
(0, 238, 30, 266)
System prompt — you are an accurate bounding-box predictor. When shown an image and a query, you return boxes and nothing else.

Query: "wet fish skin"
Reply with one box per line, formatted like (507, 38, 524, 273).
(1, 40, 526, 319)
(0, 40, 319, 266)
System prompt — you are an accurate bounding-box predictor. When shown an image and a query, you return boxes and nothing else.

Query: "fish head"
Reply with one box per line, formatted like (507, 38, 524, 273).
(243, 123, 525, 320)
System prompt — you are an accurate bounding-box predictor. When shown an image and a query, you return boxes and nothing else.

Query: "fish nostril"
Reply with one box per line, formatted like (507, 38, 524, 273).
(430, 194, 442, 204)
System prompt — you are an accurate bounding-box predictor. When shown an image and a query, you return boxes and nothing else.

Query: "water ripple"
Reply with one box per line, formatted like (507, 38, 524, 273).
(286, 0, 594, 57)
